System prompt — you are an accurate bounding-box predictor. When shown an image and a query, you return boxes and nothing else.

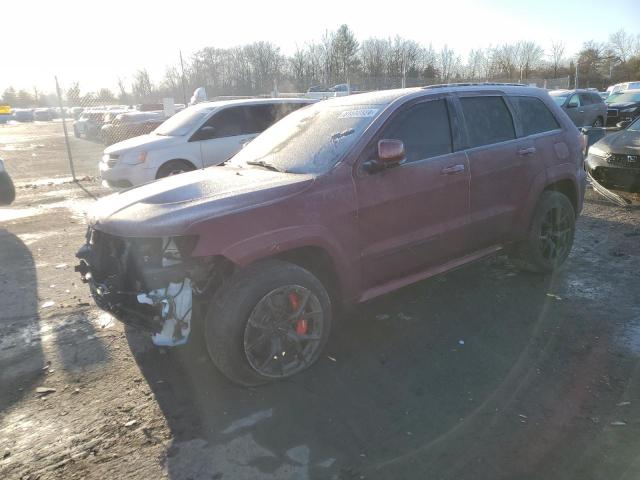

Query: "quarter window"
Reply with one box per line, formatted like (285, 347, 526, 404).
(460, 96, 515, 148)
(510, 96, 560, 137)
(381, 99, 453, 162)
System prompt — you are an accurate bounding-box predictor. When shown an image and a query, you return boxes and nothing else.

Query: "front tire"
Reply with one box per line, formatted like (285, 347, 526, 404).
(592, 117, 604, 127)
(156, 160, 195, 179)
(205, 260, 332, 386)
(511, 191, 576, 273)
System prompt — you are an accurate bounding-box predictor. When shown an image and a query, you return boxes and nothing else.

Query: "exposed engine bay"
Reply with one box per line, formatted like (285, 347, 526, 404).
(75, 229, 226, 347)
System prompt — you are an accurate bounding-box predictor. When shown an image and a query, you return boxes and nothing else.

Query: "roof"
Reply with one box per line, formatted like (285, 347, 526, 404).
(193, 97, 316, 112)
(320, 83, 545, 109)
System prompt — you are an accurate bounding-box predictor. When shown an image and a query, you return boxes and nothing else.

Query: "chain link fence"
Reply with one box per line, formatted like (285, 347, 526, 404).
(0, 74, 579, 186)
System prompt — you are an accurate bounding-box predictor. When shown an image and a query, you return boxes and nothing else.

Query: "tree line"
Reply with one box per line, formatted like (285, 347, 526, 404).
(3, 26, 640, 108)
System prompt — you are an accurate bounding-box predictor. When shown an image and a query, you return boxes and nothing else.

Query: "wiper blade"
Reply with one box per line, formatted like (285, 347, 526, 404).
(246, 160, 282, 172)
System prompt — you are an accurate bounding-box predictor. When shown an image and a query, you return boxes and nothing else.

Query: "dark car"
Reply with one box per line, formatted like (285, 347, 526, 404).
(0, 159, 15, 205)
(33, 108, 54, 121)
(550, 89, 607, 127)
(73, 111, 113, 139)
(585, 116, 640, 190)
(13, 109, 34, 122)
(605, 89, 640, 128)
(101, 111, 164, 146)
(76, 84, 586, 385)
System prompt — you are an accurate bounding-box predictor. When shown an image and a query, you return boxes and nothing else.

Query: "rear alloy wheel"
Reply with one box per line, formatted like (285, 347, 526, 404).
(511, 191, 576, 273)
(205, 260, 332, 386)
(592, 117, 604, 127)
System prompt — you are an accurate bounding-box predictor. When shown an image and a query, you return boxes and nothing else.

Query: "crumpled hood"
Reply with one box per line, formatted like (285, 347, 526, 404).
(88, 166, 314, 237)
(104, 133, 177, 154)
(595, 129, 640, 155)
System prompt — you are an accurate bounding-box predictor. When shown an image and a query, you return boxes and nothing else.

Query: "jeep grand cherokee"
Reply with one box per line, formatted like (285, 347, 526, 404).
(76, 84, 586, 386)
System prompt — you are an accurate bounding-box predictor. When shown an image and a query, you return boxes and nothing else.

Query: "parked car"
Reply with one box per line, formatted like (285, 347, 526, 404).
(73, 111, 109, 139)
(606, 81, 640, 97)
(99, 98, 316, 188)
(0, 158, 15, 205)
(604, 89, 640, 128)
(34, 108, 54, 121)
(0, 105, 11, 124)
(13, 109, 34, 122)
(101, 111, 166, 146)
(69, 107, 84, 119)
(76, 84, 586, 385)
(585, 116, 640, 190)
(549, 89, 607, 127)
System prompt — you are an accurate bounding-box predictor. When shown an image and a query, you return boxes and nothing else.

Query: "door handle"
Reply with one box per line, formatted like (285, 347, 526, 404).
(579, 110, 585, 113)
(517, 147, 536, 156)
(441, 164, 465, 175)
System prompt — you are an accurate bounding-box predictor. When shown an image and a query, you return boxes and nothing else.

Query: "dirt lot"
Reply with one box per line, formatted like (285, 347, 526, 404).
(1, 121, 640, 480)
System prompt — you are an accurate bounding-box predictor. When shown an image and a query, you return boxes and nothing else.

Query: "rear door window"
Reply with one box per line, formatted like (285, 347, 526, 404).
(459, 96, 516, 148)
(381, 99, 453, 162)
(510, 96, 560, 137)
(579, 93, 593, 105)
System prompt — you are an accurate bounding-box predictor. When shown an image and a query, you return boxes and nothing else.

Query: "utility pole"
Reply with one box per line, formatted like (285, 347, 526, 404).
(55, 76, 76, 182)
(179, 50, 188, 106)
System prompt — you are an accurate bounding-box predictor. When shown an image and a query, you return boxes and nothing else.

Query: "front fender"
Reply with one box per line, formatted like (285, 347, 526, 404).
(220, 225, 357, 300)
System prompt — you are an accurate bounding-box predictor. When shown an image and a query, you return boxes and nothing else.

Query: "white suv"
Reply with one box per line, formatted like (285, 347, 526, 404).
(99, 98, 316, 188)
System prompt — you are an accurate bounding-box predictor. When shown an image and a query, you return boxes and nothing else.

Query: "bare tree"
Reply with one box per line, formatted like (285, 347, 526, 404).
(131, 69, 155, 103)
(609, 29, 635, 63)
(2, 87, 17, 106)
(516, 41, 544, 81)
(549, 40, 565, 78)
(97, 88, 115, 103)
(66, 82, 81, 106)
(438, 45, 460, 82)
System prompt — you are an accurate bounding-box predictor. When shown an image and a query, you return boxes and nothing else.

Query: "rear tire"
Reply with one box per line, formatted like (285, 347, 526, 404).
(156, 160, 195, 179)
(511, 191, 576, 273)
(205, 260, 332, 386)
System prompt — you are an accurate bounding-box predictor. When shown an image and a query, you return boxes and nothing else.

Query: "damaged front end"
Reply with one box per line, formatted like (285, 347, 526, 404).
(75, 229, 224, 347)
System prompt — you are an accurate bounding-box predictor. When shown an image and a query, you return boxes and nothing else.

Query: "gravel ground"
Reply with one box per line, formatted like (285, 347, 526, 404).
(1, 121, 640, 480)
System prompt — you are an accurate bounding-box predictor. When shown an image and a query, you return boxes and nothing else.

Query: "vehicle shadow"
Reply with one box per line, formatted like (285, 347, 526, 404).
(0, 228, 44, 414)
(125, 213, 640, 480)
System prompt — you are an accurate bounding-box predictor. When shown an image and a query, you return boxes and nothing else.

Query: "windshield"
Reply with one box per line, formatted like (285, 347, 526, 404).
(628, 117, 640, 131)
(550, 94, 568, 106)
(606, 92, 640, 104)
(154, 106, 212, 136)
(229, 102, 382, 174)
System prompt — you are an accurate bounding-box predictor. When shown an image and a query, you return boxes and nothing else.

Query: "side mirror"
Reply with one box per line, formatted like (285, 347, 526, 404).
(363, 139, 406, 173)
(566, 102, 578, 109)
(191, 125, 216, 141)
(378, 139, 406, 164)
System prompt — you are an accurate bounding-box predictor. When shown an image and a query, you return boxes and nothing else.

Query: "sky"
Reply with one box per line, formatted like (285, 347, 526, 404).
(2, 0, 639, 94)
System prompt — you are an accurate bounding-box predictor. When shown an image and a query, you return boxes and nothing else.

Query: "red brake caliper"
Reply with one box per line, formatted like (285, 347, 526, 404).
(288, 292, 308, 335)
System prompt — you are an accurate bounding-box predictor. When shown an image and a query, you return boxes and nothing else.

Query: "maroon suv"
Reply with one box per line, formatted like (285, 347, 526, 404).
(76, 84, 586, 385)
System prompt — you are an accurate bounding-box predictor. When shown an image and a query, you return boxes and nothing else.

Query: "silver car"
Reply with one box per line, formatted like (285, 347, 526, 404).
(550, 89, 607, 127)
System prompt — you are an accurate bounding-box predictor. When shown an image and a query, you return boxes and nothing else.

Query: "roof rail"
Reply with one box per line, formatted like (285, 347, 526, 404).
(422, 82, 529, 89)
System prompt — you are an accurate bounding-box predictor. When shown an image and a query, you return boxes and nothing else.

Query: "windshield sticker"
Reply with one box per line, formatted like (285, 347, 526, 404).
(338, 109, 379, 119)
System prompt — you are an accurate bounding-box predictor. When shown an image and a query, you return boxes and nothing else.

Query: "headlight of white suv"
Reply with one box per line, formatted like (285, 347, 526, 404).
(121, 151, 148, 165)
(621, 107, 638, 113)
